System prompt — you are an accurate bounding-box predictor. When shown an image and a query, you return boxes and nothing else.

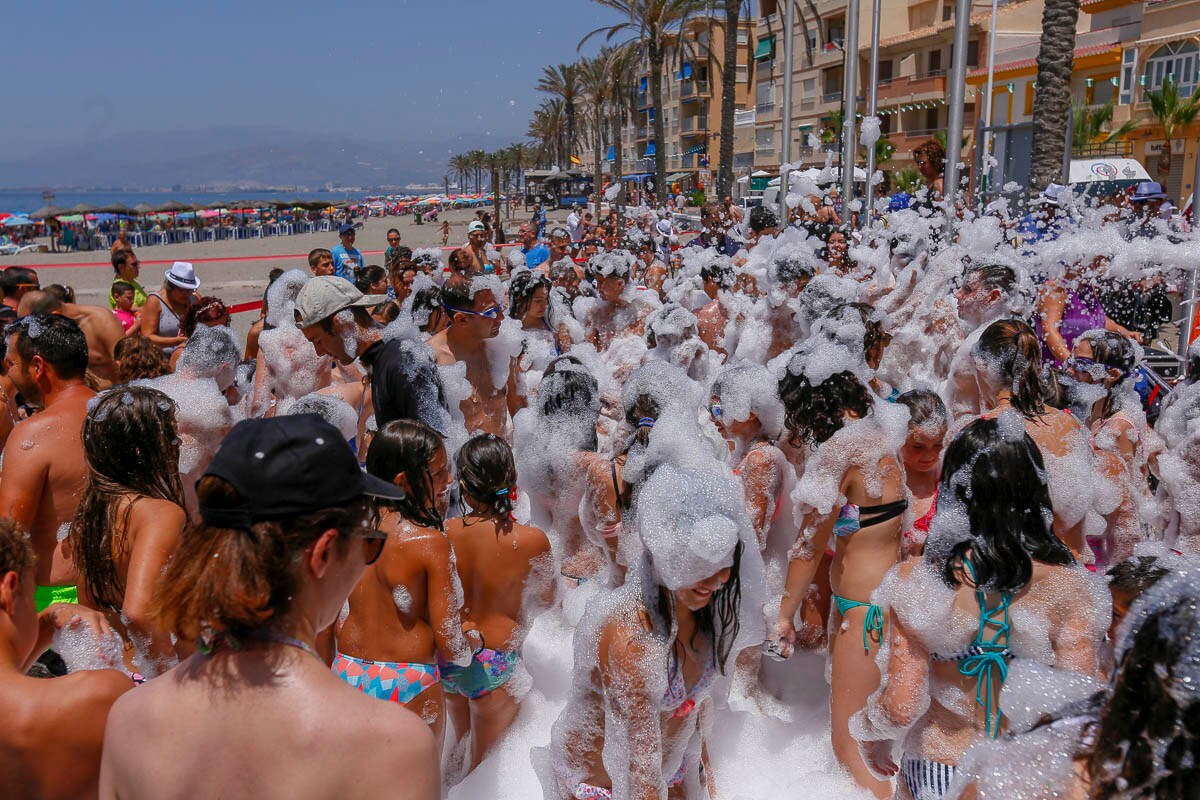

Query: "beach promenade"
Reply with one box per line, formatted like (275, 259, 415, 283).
(0, 207, 560, 340)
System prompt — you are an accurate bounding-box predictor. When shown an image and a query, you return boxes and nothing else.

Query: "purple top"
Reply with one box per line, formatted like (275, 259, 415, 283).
(1036, 284, 1106, 366)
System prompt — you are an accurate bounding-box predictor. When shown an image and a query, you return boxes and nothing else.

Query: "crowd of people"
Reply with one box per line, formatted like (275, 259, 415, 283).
(0, 165, 1199, 800)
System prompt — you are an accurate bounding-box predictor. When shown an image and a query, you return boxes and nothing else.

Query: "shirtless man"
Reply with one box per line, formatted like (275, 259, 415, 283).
(0, 267, 39, 323)
(543, 226, 574, 274)
(943, 261, 1023, 421)
(0, 520, 133, 800)
(19, 291, 126, 387)
(427, 274, 522, 439)
(0, 314, 94, 611)
(695, 257, 735, 355)
(459, 221, 502, 275)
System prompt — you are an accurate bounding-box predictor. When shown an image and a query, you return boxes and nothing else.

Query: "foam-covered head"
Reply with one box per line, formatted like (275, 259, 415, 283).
(283, 392, 359, 443)
(636, 463, 746, 590)
(710, 361, 785, 441)
(176, 325, 241, 391)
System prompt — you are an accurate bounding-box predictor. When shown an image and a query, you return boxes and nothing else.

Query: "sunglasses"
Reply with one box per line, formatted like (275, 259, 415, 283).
(358, 526, 388, 566)
(443, 303, 503, 320)
(709, 403, 723, 419)
(1064, 356, 1112, 381)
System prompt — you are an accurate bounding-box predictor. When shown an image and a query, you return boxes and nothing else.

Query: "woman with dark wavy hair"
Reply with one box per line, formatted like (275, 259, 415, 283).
(444, 433, 553, 769)
(772, 364, 908, 798)
(854, 416, 1107, 800)
(70, 386, 187, 676)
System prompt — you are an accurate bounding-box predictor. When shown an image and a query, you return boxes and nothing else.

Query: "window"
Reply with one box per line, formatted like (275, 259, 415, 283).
(826, 17, 845, 48)
(756, 80, 776, 112)
(760, 0, 778, 17)
(754, 36, 776, 61)
(737, 64, 750, 84)
(879, 60, 893, 82)
(756, 128, 775, 149)
(942, 4, 952, 21)
(803, 78, 816, 97)
(807, 29, 818, 50)
(737, 29, 749, 45)
(967, 40, 979, 69)
(928, 49, 943, 74)
(1142, 41, 1199, 99)
(1119, 47, 1136, 105)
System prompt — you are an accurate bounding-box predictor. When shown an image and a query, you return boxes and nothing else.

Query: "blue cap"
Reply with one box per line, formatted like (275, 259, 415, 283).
(338, 223, 356, 235)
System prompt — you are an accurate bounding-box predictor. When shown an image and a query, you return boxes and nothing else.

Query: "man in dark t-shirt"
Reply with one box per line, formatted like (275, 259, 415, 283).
(293, 276, 449, 435)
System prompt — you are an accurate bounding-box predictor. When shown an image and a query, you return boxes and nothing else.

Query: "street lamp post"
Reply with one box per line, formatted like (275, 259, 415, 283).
(840, 0, 861, 212)
(863, 0, 882, 228)
(943, 0, 973, 213)
(778, 0, 795, 224)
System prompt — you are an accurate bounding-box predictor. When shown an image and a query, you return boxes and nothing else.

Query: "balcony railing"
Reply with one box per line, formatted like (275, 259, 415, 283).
(755, 147, 776, 159)
(756, 101, 776, 114)
(681, 79, 710, 99)
(636, 91, 649, 108)
(681, 116, 707, 134)
(821, 91, 843, 103)
(734, 109, 756, 127)
(636, 126, 650, 139)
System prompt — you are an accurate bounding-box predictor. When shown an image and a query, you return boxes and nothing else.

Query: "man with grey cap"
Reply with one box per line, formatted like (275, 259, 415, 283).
(459, 221, 502, 275)
(295, 276, 449, 437)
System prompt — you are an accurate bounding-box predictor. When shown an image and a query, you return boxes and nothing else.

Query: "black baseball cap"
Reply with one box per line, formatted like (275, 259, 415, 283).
(199, 415, 404, 529)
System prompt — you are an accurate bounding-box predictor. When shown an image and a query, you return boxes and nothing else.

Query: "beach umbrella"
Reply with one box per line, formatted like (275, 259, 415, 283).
(4, 216, 35, 227)
(133, 203, 154, 215)
(100, 202, 135, 215)
(154, 200, 191, 213)
(29, 204, 66, 219)
(67, 203, 100, 215)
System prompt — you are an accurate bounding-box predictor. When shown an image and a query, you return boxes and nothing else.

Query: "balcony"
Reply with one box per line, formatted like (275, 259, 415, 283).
(876, 70, 947, 103)
(821, 90, 843, 104)
(756, 147, 776, 160)
(681, 116, 708, 136)
(681, 79, 711, 100)
(756, 101, 776, 114)
(734, 109, 756, 127)
(636, 126, 651, 140)
(636, 91, 650, 109)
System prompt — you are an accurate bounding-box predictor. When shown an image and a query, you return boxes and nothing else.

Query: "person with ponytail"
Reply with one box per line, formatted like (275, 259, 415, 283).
(333, 420, 474, 750)
(99, 415, 439, 800)
(972, 319, 1099, 561)
(444, 433, 553, 768)
(70, 386, 188, 676)
(853, 416, 1109, 800)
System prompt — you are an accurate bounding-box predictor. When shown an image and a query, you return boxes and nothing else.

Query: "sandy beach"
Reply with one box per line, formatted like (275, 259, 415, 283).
(1, 206, 565, 340)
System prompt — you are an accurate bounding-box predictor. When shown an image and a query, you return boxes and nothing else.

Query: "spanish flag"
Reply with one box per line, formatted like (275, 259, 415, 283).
(569, 155, 582, 165)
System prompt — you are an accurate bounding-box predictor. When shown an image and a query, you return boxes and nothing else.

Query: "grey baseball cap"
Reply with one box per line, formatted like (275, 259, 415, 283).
(294, 276, 388, 328)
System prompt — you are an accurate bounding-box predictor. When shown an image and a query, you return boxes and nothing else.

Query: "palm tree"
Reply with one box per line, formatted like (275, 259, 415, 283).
(607, 42, 640, 218)
(716, 0, 750, 199)
(528, 99, 568, 168)
(504, 142, 533, 210)
(448, 154, 471, 192)
(1029, 0, 1082, 191)
(537, 64, 583, 164)
(579, 52, 615, 217)
(583, 0, 710, 206)
(1143, 78, 1200, 182)
(465, 150, 488, 193)
(1071, 100, 1137, 156)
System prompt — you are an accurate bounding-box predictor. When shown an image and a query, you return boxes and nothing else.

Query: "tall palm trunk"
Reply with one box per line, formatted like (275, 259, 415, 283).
(649, 42, 667, 207)
(613, 105, 626, 222)
(594, 116, 605, 218)
(1029, 0, 1081, 191)
(717, 0, 740, 199)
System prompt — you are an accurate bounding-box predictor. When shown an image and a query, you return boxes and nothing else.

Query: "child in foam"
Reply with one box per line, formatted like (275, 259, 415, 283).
(854, 417, 1109, 800)
(443, 433, 554, 769)
(894, 389, 948, 559)
(542, 464, 749, 800)
(771, 365, 909, 799)
(333, 420, 474, 751)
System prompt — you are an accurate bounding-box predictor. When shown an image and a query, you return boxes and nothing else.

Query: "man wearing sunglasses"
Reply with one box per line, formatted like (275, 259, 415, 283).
(0, 267, 40, 326)
(295, 276, 450, 438)
(330, 223, 364, 282)
(427, 274, 523, 441)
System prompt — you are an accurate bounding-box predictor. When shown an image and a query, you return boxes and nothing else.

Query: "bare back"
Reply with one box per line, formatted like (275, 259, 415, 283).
(64, 305, 125, 386)
(446, 516, 552, 650)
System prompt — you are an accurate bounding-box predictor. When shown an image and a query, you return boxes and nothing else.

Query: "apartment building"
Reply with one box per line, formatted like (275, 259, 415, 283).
(607, 14, 755, 195)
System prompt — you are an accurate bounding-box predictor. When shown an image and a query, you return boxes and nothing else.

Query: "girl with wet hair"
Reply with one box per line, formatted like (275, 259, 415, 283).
(855, 417, 1106, 800)
(444, 433, 553, 769)
(407, 279, 448, 336)
(972, 318, 1103, 563)
(774, 365, 908, 797)
(544, 464, 747, 800)
(509, 270, 558, 395)
(896, 389, 948, 557)
(70, 386, 187, 676)
(1065, 329, 1162, 566)
(335, 419, 471, 750)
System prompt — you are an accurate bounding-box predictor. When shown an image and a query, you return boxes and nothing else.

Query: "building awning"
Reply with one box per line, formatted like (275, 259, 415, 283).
(755, 36, 775, 61)
(605, 145, 615, 161)
(684, 144, 705, 155)
(622, 172, 653, 180)
(676, 63, 694, 79)
(639, 76, 648, 92)
(644, 142, 657, 157)
(665, 172, 690, 181)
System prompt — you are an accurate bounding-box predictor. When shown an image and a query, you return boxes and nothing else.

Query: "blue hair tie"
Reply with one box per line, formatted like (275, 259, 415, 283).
(637, 417, 655, 428)
(495, 488, 511, 497)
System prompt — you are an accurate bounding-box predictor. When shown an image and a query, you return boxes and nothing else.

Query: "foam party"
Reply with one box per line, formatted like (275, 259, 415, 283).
(3, 4, 1200, 800)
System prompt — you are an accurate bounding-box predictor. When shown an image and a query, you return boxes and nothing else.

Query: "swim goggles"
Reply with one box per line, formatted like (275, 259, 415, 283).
(442, 302, 503, 319)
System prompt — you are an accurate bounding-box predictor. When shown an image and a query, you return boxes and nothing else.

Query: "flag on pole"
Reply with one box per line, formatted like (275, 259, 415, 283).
(569, 155, 582, 165)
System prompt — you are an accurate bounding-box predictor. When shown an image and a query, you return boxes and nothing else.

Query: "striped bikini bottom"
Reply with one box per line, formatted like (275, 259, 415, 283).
(901, 756, 957, 800)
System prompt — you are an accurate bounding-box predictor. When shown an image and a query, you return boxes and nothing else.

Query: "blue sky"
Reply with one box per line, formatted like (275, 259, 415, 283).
(1, 0, 617, 151)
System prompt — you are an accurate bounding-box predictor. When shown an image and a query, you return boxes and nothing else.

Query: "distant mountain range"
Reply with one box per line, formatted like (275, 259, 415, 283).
(0, 127, 517, 190)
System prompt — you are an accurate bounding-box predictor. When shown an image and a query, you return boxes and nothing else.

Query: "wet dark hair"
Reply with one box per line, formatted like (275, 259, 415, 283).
(111, 250, 138, 273)
(44, 284, 75, 304)
(779, 369, 873, 447)
(114, 335, 169, 382)
(509, 270, 552, 321)
(749, 205, 778, 233)
(365, 420, 446, 531)
(441, 273, 475, 312)
(353, 265, 387, 296)
(5, 314, 88, 380)
(700, 259, 735, 290)
(385, 246, 413, 274)
(975, 319, 1046, 418)
(896, 388, 948, 431)
(833, 302, 888, 368)
(0, 267, 38, 299)
(1107, 554, 1171, 597)
(1088, 592, 1200, 799)
(773, 252, 815, 285)
(410, 283, 444, 333)
(71, 387, 184, 612)
(455, 433, 517, 519)
(964, 261, 1017, 297)
(933, 417, 1073, 593)
(180, 296, 229, 337)
(657, 539, 744, 677)
(411, 251, 441, 273)
(1078, 329, 1137, 421)
(155, 476, 367, 643)
(267, 267, 284, 284)
(0, 518, 34, 580)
